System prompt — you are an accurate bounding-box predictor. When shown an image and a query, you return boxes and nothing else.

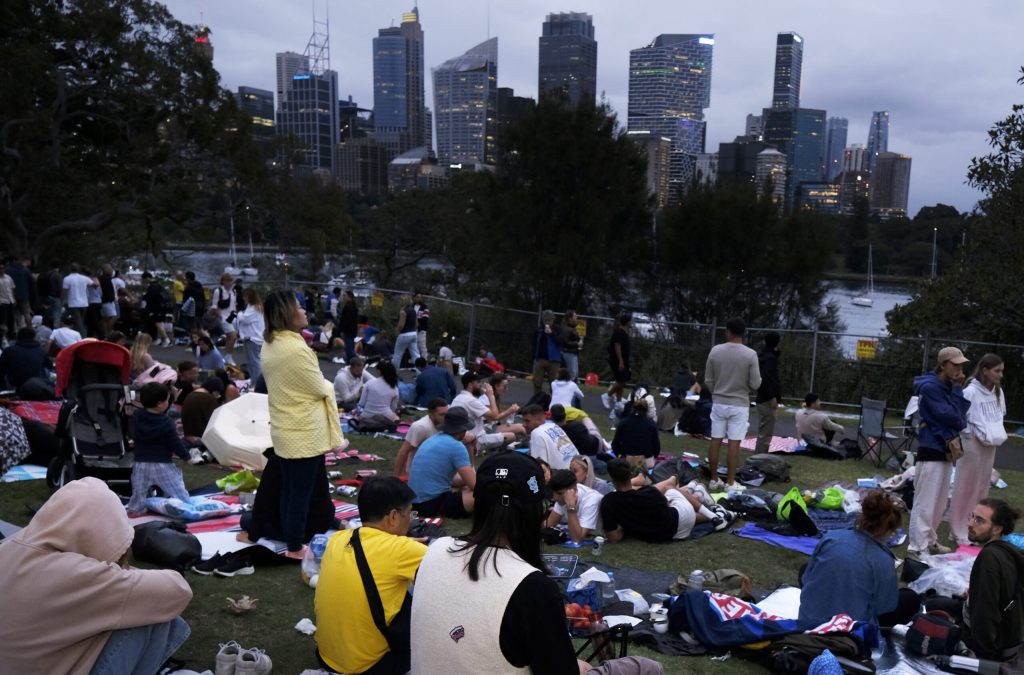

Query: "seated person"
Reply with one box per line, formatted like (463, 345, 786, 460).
(600, 458, 733, 543)
(125, 383, 193, 516)
(795, 392, 845, 444)
(34, 316, 53, 348)
(550, 404, 601, 457)
(174, 360, 199, 405)
(212, 368, 240, 403)
(545, 469, 603, 543)
(0, 327, 52, 389)
(310, 320, 344, 353)
(357, 361, 400, 431)
(180, 376, 224, 446)
(0, 477, 192, 674)
(195, 334, 225, 371)
(393, 398, 448, 476)
(611, 398, 660, 469)
(316, 477, 427, 675)
(47, 322, 83, 355)
(521, 404, 579, 470)
(799, 490, 919, 629)
(550, 367, 584, 409)
(408, 407, 476, 518)
(414, 357, 457, 406)
(104, 330, 127, 346)
(451, 372, 520, 453)
(570, 454, 613, 496)
(333, 356, 374, 411)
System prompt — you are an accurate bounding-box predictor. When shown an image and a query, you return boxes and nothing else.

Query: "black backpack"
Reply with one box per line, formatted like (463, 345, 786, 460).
(742, 454, 791, 482)
(766, 633, 873, 674)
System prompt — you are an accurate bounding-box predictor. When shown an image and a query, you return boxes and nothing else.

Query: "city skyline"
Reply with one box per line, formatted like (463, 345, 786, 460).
(161, 0, 1024, 215)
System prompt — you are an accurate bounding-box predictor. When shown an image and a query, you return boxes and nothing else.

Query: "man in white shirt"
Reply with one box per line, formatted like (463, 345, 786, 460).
(48, 325, 84, 353)
(393, 399, 447, 476)
(333, 356, 375, 411)
(61, 264, 94, 336)
(521, 404, 578, 470)
(545, 470, 602, 543)
(450, 372, 519, 453)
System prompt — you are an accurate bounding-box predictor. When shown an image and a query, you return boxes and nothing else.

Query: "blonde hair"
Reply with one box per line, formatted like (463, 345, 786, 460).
(262, 290, 299, 343)
(130, 333, 152, 372)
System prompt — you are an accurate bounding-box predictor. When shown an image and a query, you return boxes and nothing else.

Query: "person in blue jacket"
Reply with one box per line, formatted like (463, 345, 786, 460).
(908, 346, 971, 557)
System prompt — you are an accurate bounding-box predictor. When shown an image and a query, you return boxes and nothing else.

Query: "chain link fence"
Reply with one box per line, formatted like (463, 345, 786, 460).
(289, 280, 1024, 425)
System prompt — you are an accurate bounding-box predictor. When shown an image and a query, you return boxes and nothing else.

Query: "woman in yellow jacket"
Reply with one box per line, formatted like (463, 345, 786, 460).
(261, 290, 344, 559)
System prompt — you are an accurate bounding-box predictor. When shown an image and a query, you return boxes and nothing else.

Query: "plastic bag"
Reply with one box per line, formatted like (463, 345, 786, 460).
(908, 556, 975, 597)
(614, 588, 650, 615)
(567, 578, 603, 612)
(814, 487, 845, 510)
(216, 469, 261, 494)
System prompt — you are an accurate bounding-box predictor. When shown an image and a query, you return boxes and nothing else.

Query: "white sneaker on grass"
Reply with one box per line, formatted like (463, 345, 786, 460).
(236, 647, 273, 675)
(725, 482, 747, 493)
(215, 641, 242, 675)
(708, 478, 726, 492)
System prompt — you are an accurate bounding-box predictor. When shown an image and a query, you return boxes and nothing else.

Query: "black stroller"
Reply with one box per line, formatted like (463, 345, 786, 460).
(47, 340, 134, 494)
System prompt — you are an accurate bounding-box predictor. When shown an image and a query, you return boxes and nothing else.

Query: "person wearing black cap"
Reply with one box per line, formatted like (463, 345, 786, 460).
(411, 452, 662, 675)
(408, 407, 477, 518)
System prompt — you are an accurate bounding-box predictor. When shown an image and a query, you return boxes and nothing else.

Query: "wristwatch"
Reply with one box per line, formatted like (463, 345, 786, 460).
(567, 506, 578, 513)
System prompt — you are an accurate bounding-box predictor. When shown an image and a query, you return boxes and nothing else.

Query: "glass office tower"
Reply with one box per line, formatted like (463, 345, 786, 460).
(538, 12, 597, 106)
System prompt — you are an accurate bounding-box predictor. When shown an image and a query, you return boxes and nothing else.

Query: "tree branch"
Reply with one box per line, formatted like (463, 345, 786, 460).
(34, 203, 144, 243)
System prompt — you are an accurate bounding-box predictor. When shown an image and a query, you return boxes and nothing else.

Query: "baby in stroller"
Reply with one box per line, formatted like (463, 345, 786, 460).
(125, 382, 191, 516)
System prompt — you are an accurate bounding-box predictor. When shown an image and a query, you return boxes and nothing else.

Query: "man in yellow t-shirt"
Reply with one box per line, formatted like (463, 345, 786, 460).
(315, 477, 427, 675)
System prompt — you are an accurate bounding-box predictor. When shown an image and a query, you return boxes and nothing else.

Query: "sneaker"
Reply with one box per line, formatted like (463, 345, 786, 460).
(215, 554, 255, 577)
(215, 641, 243, 675)
(710, 505, 737, 531)
(708, 478, 726, 492)
(684, 481, 714, 507)
(236, 647, 272, 675)
(725, 482, 747, 493)
(927, 542, 952, 556)
(192, 552, 227, 576)
(601, 392, 612, 409)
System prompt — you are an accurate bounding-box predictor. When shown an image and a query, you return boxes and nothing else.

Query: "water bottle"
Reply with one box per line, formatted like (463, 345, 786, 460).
(310, 533, 329, 561)
(688, 569, 705, 592)
(602, 571, 616, 600)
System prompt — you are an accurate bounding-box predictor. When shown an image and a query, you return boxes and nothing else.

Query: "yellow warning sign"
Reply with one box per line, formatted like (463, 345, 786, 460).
(856, 339, 877, 360)
(371, 291, 384, 308)
(575, 322, 587, 337)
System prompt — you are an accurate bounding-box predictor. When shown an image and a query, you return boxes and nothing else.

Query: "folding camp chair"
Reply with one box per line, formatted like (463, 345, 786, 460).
(857, 398, 913, 468)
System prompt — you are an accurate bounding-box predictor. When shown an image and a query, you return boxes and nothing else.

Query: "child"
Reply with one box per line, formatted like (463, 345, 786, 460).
(126, 382, 192, 516)
(550, 367, 584, 409)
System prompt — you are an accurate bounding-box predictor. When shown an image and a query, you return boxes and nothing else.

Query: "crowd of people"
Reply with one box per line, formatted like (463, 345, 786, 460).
(2, 267, 1024, 674)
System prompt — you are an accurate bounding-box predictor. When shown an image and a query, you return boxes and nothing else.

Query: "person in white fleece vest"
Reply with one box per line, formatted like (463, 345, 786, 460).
(950, 353, 1008, 545)
(410, 452, 664, 675)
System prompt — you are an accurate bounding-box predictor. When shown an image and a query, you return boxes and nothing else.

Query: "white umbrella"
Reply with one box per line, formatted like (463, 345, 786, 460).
(201, 393, 271, 470)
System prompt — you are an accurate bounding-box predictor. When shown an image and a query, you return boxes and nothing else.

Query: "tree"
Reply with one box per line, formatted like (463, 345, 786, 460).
(0, 0, 259, 261)
(887, 68, 1024, 342)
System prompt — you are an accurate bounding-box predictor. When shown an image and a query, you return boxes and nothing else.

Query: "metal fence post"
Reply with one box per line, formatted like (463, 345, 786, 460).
(809, 328, 818, 393)
(922, 331, 931, 374)
(466, 302, 477, 361)
(709, 319, 717, 351)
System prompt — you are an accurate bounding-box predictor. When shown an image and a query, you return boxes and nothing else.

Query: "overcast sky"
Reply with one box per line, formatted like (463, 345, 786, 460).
(163, 0, 1024, 216)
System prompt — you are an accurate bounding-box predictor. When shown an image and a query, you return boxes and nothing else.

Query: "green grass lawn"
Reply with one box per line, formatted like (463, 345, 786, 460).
(4, 409, 1024, 674)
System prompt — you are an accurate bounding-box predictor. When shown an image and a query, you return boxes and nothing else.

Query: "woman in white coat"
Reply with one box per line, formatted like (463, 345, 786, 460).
(949, 353, 1007, 546)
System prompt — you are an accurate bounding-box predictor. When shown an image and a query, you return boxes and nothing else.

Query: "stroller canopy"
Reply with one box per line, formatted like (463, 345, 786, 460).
(55, 341, 131, 397)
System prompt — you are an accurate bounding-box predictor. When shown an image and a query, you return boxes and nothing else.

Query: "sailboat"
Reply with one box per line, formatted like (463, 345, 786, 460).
(851, 244, 874, 307)
(224, 215, 259, 278)
(241, 233, 259, 278)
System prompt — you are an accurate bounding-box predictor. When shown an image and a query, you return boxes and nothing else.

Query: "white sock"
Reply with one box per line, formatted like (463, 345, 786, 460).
(698, 505, 717, 520)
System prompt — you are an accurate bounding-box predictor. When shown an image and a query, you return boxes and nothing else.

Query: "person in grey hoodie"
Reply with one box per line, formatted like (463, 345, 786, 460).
(704, 318, 761, 491)
(950, 353, 1007, 546)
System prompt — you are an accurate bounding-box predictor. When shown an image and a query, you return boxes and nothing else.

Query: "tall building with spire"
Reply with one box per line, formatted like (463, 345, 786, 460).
(627, 33, 714, 191)
(373, 7, 427, 158)
(772, 32, 803, 109)
(432, 37, 498, 167)
(538, 12, 597, 107)
(866, 110, 890, 176)
(193, 24, 213, 60)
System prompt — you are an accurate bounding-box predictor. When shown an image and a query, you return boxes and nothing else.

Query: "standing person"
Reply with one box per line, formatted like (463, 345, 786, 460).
(414, 292, 430, 362)
(211, 273, 239, 360)
(315, 477, 427, 675)
(44, 262, 63, 326)
(261, 290, 344, 559)
(337, 289, 359, 361)
(181, 271, 205, 334)
(172, 271, 186, 324)
(141, 273, 171, 346)
(559, 310, 583, 383)
(704, 318, 761, 492)
(602, 313, 632, 410)
(755, 332, 781, 453)
(908, 346, 970, 558)
(6, 257, 34, 329)
(411, 452, 663, 675)
(61, 263, 93, 336)
(235, 288, 265, 383)
(98, 264, 118, 338)
(530, 309, 562, 394)
(950, 354, 1007, 546)
(0, 266, 15, 345)
(0, 477, 192, 675)
(393, 294, 420, 369)
(85, 268, 102, 337)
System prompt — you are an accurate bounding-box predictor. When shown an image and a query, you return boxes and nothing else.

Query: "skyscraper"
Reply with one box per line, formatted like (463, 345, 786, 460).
(756, 149, 787, 206)
(275, 10, 338, 175)
(745, 114, 763, 138)
(628, 33, 714, 190)
(373, 7, 426, 158)
(432, 37, 498, 166)
(772, 32, 803, 109)
(236, 86, 275, 157)
(762, 107, 826, 210)
(866, 111, 889, 175)
(825, 117, 848, 182)
(627, 131, 673, 208)
(870, 151, 912, 216)
(538, 12, 597, 107)
(842, 144, 868, 174)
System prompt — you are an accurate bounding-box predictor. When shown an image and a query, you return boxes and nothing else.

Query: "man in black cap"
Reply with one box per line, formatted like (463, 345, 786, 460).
(408, 407, 477, 518)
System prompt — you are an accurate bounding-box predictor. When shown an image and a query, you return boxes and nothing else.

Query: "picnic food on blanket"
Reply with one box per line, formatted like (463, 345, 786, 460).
(565, 602, 604, 633)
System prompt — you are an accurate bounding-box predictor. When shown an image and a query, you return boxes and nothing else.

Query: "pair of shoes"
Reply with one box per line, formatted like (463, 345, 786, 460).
(600, 392, 612, 409)
(684, 481, 714, 507)
(928, 542, 953, 555)
(192, 551, 255, 577)
(710, 505, 737, 531)
(191, 552, 227, 576)
(216, 641, 272, 675)
(708, 478, 726, 492)
(725, 482, 747, 493)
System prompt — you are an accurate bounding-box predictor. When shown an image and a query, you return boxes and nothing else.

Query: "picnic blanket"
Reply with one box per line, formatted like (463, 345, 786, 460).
(0, 464, 47, 482)
(0, 406, 32, 475)
(739, 436, 801, 453)
(324, 449, 385, 465)
(1, 399, 62, 427)
(731, 523, 820, 555)
(186, 495, 361, 534)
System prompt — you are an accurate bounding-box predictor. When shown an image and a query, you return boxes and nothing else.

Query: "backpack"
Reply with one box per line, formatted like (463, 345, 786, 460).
(766, 634, 869, 674)
(905, 610, 962, 656)
(777, 487, 819, 536)
(669, 568, 753, 598)
(718, 493, 775, 521)
(131, 521, 201, 572)
(743, 454, 791, 482)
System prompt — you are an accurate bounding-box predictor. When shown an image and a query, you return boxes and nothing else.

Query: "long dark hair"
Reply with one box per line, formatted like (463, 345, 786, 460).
(455, 483, 546, 582)
(377, 360, 399, 388)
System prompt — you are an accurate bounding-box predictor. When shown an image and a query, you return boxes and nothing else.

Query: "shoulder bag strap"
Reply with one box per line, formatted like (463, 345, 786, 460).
(351, 528, 390, 637)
